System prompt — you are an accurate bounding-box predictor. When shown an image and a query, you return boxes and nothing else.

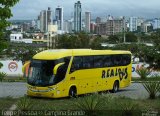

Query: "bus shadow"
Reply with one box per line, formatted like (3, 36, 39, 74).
(26, 89, 137, 100)
(118, 89, 137, 92)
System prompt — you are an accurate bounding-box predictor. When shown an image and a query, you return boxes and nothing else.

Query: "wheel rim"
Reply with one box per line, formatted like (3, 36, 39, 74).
(70, 89, 76, 97)
(114, 84, 118, 91)
(71, 90, 74, 96)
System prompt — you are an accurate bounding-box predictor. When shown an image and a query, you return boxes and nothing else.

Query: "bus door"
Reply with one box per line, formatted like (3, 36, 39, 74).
(68, 56, 94, 94)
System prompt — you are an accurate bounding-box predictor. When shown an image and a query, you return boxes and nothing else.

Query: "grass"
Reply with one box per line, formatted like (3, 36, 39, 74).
(2, 76, 27, 82)
(18, 95, 160, 116)
(136, 67, 152, 80)
(0, 72, 7, 82)
(26, 97, 76, 110)
(18, 95, 160, 114)
(0, 94, 160, 115)
(142, 81, 160, 99)
(0, 97, 18, 110)
(132, 76, 160, 82)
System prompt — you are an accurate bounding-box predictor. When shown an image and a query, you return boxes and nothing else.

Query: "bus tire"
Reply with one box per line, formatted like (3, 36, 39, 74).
(69, 86, 77, 98)
(111, 81, 119, 93)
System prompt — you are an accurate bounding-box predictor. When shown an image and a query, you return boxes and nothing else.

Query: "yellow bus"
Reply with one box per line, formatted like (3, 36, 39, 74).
(23, 49, 132, 98)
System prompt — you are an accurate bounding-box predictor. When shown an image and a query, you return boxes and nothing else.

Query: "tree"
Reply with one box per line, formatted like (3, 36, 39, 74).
(125, 32, 138, 42)
(107, 35, 120, 44)
(56, 32, 90, 49)
(0, 0, 19, 53)
(77, 32, 90, 48)
(137, 32, 152, 43)
(90, 36, 103, 49)
(3, 43, 41, 64)
(151, 29, 160, 46)
(0, 0, 19, 39)
(57, 34, 78, 49)
(0, 0, 19, 72)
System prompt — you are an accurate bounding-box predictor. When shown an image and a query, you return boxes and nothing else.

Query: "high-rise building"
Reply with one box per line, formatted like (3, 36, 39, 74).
(74, 1, 82, 32)
(31, 20, 36, 27)
(90, 22, 96, 33)
(95, 17, 126, 36)
(129, 17, 138, 32)
(152, 18, 160, 30)
(141, 21, 152, 33)
(63, 20, 68, 33)
(36, 15, 40, 30)
(85, 12, 91, 33)
(39, 7, 52, 32)
(55, 6, 63, 30)
(96, 17, 101, 24)
(40, 10, 45, 32)
(47, 7, 52, 26)
(136, 17, 144, 32)
(22, 22, 31, 32)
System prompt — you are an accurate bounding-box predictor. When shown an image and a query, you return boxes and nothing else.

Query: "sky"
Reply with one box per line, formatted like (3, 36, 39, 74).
(10, 0, 160, 20)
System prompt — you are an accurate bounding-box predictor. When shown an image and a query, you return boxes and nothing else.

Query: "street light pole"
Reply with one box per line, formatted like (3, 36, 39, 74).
(48, 33, 51, 49)
(123, 29, 126, 43)
(123, 16, 126, 43)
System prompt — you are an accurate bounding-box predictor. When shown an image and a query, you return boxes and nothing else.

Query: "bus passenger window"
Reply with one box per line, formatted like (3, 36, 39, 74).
(94, 56, 103, 68)
(103, 56, 112, 67)
(114, 55, 122, 66)
(83, 56, 94, 69)
(122, 55, 131, 65)
(71, 56, 83, 71)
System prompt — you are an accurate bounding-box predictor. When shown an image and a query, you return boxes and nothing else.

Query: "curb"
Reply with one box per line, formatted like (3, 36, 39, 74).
(132, 81, 160, 83)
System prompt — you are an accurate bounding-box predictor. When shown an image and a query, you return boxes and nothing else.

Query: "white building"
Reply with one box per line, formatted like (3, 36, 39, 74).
(10, 33, 32, 43)
(85, 12, 91, 33)
(39, 7, 53, 32)
(152, 18, 160, 30)
(63, 20, 69, 33)
(141, 21, 152, 33)
(129, 17, 138, 32)
(10, 33, 23, 42)
(137, 17, 144, 27)
(74, 1, 82, 32)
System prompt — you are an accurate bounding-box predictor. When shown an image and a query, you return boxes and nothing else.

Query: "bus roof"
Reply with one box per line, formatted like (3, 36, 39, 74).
(33, 49, 131, 60)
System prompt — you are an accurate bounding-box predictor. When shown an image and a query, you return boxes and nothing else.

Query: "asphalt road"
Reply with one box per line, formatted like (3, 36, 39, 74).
(0, 82, 152, 99)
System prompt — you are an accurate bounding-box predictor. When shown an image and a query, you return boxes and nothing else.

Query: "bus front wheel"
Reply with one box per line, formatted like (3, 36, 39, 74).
(111, 81, 119, 93)
(69, 86, 77, 98)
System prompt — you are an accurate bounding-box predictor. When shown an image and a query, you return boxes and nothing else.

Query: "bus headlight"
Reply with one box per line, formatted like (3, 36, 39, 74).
(28, 86, 58, 92)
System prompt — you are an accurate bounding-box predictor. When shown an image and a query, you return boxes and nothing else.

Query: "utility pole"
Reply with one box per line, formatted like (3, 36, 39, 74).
(123, 29, 126, 43)
(48, 33, 51, 49)
(123, 16, 126, 43)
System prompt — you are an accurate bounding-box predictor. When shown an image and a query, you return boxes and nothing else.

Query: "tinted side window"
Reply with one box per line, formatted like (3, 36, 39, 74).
(113, 55, 122, 66)
(94, 56, 103, 68)
(71, 56, 83, 71)
(83, 56, 94, 69)
(122, 54, 131, 65)
(103, 56, 113, 67)
(70, 54, 131, 72)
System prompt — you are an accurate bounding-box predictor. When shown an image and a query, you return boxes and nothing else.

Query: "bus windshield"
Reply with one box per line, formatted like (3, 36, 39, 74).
(27, 60, 57, 86)
(27, 57, 70, 87)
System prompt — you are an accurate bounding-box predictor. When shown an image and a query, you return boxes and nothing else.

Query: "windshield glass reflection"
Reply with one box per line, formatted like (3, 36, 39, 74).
(27, 57, 70, 87)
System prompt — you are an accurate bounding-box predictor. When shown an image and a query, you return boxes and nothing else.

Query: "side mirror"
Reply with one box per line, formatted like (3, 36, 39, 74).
(53, 62, 64, 75)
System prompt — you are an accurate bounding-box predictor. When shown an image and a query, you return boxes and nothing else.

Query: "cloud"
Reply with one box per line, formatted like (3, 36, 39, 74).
(10, 0, 160, 20)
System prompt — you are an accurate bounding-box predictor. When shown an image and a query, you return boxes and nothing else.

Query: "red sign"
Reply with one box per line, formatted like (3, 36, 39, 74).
(8, 62, 18, 72)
